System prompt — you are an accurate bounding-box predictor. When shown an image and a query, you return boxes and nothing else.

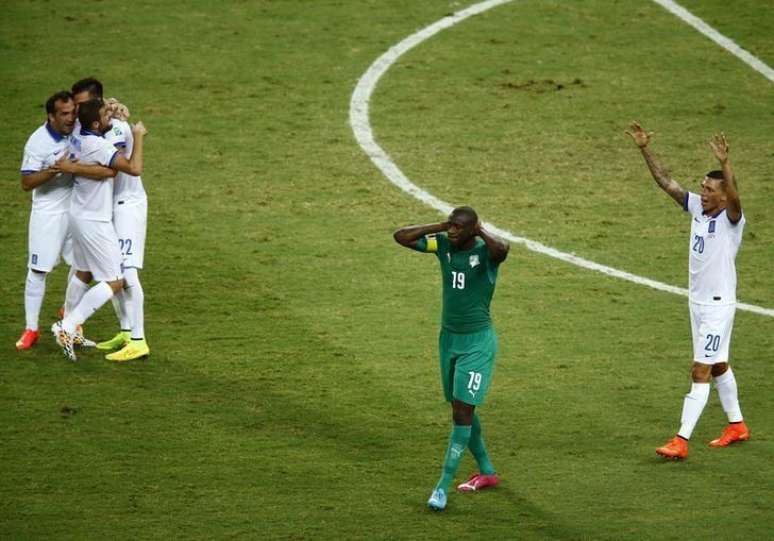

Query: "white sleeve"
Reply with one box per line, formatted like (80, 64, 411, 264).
(84, 138, 119, 167)
(684, 192, 702, 215)
(123, 124, 134, 156)
(20, 141, 45, 174)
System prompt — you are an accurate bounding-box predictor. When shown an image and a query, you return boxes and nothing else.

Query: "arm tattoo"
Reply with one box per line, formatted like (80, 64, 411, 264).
(641, 148, 685, 205)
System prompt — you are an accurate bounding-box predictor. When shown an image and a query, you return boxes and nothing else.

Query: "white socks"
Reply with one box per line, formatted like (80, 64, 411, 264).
(111, 292, 132, 330)
(678, 382, 710, 440)
(715, 369, 743, 423)
(123, 267, 145, 340)
(64, 274, 90, 317)
(62, 281, 114, 333)
(24, 270, 47, 331)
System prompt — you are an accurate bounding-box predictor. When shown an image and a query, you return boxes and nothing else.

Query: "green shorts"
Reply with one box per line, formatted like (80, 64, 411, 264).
(439, 326, 497, 406)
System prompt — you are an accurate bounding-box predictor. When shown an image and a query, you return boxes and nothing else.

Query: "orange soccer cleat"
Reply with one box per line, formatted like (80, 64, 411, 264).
(15, 329, 40, 350)
(709, 422, 750, 448)
(656, 436, 689, 459)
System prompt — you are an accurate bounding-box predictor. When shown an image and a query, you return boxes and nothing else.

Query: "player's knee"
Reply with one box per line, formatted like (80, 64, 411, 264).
(711, 362, 729, 378)
(27, 269, 47, 283)
(452, 401, 475, 426)
(108, 279, 125, 294)
(691, 362, 713, 382)
(75, 270, 92, 284)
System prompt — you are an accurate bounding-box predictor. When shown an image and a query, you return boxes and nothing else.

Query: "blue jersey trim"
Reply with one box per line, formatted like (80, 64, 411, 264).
(704, 208, 726, 219)
(108, 150, 119, 168)
(45, 122, 65, 142)
(21, 169, 38, 175)
(683, 192, 689, 212)
(725, 208, 743, 225)
(80, 128, 105, 138)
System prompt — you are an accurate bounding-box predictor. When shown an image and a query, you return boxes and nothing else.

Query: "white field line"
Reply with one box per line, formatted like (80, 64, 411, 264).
(651, 0, 774, 83)
(348, 0, 774, 318)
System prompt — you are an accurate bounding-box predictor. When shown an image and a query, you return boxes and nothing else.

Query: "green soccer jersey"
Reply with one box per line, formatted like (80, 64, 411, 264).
(416, 233, 500, 333)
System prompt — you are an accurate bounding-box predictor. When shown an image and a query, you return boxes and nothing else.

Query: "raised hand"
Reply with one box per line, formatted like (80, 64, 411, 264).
(132, 121, 148, 137)
(625, 121, 653, 148)
(105, 98, 131, 121)
(709, 133, 729, 164)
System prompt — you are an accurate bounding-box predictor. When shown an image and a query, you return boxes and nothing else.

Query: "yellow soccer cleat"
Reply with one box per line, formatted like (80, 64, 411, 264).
(105, 339, 150, 362)
(96, 331, 131, 351)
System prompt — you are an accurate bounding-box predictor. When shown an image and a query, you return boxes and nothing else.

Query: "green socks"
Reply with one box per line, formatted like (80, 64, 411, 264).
(470, 413, 496, 475)
(435, 424, 472, 493)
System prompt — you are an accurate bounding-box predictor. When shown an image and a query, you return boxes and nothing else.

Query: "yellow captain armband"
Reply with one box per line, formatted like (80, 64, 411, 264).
(425, 235, 438, 253)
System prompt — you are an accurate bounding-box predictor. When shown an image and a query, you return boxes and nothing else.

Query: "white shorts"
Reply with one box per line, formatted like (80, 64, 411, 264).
(71, 217, 123, 282)
(113, 200, 147, 269)
(28, 210, 72, 272)
(690, 302, 736, 365)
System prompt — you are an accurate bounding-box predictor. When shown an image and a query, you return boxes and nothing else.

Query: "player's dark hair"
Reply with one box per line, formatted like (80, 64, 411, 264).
(452, 206, 479, 225)
(45, 91, 73, 115)
(71, 77, 104, 98)
(78, 98, 104, 130)
(706, 170, 724, 180)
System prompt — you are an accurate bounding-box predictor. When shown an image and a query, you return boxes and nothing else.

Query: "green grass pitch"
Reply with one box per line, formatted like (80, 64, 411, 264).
(1, 1, 773, 539)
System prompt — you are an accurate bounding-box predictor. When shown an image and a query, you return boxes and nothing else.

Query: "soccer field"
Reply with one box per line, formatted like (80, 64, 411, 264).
(1, 1, 773, 539)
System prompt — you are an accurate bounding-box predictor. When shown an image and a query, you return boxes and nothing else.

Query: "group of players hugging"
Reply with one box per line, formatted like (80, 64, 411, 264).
(15, 78, 149, 362)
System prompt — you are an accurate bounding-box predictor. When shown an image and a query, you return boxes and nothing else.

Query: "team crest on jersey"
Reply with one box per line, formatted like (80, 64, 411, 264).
(469, 254, 480, 268)
(708, 220, 716, 233)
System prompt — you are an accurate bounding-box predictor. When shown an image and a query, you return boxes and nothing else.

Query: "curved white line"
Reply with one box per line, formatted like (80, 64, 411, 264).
(652, 0, 774, 83)
(348, 0, 774, 318)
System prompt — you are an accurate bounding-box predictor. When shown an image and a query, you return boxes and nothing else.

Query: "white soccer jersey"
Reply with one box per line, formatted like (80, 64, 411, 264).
(104, 119, 146, 206)
(69, 129, 119, 222)
(20, 123, 73, 214)
(685, 192, 745, 305)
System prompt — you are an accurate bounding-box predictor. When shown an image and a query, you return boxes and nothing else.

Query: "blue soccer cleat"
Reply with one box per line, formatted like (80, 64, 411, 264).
(427, 488, 447, 511)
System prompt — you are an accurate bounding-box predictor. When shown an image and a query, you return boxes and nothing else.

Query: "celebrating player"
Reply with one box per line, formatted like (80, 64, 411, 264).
(70, 78, 150, 361)
(627, 121, 750, 460)
(51, 98, 147, 361)
(16, 91, 113, 351)
(394, 207, 509, 511)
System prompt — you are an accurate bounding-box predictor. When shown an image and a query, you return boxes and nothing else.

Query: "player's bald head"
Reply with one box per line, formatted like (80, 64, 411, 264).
(450, 206, 478, 226)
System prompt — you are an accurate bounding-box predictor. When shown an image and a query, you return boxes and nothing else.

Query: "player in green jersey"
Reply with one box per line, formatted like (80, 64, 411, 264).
(394, 206, 509, 511)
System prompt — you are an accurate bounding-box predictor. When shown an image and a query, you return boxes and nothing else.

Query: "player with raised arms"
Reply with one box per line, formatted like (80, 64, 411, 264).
(51, 98, 147, 361)
(627, 121, 750, 459)
(394, 206, 509, 510)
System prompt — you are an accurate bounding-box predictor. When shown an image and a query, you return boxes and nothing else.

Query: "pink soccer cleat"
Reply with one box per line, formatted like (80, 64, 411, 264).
(16, 329, 40, 350)
(457, 472, 500, 492)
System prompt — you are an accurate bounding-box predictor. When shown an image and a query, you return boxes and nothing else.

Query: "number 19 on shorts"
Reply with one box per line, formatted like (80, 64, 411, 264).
(467, 371, 482, 392)
(451, 271, 465, 289)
